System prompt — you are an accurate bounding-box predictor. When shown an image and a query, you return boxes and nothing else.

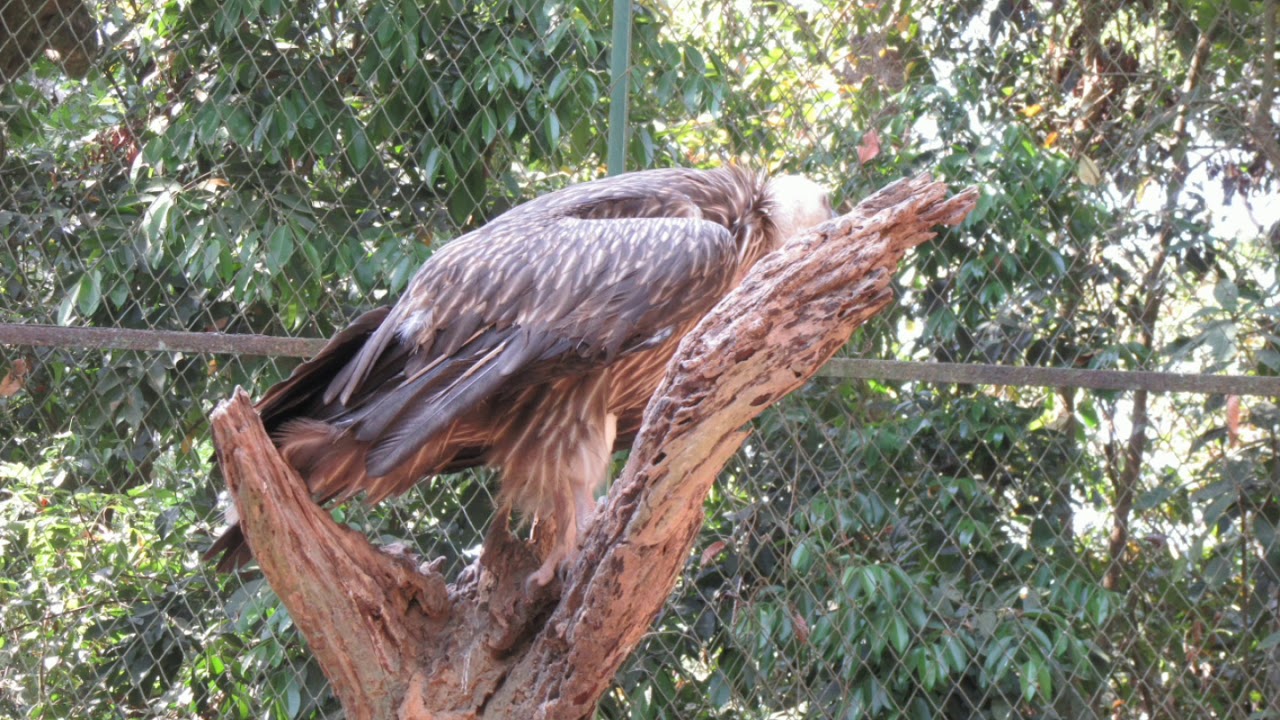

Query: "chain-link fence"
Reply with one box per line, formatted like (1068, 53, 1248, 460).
(3, 0, 1279, 717)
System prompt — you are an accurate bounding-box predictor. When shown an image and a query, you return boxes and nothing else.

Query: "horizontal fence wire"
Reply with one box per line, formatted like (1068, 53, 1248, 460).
(5, 323, 1278, 396)
(0, 323, 325, 357)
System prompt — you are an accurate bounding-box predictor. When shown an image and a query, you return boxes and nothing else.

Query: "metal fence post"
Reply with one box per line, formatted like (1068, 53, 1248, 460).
(607, 0, 632, 176)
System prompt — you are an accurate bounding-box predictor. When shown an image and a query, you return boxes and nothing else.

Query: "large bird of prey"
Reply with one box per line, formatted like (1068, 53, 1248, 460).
(210, 166, 834, 585)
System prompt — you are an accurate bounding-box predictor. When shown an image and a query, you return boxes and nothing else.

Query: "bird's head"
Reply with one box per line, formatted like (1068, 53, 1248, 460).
(765, 174, 836, 242)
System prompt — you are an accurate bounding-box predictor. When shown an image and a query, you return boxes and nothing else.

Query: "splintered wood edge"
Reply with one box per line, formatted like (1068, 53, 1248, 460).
(211, 388, 447, 720)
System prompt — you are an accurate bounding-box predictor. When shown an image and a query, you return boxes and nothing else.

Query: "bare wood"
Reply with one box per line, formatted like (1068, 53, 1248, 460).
(212, 390, 450, 719)
(211, 173, 976, 719)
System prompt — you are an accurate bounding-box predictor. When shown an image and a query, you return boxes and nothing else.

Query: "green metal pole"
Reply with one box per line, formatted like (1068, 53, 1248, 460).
(606, 0, 632, 176)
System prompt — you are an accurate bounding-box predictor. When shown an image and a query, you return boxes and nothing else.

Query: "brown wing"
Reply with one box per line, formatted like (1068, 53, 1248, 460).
(254, 306, 393, 431)
(329, 213, 741, 478)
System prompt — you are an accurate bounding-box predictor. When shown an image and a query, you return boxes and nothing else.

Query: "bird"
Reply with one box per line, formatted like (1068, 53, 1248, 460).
(208, 166, 835, 585)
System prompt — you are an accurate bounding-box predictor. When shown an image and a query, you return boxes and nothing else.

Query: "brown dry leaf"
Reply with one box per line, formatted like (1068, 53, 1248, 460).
(790, 607, 810, 644)
(0, 358, 30, 398)
(1226, 395, 1241, 447)
(857, 128, 881, 165)
(700, 540, 728, 568)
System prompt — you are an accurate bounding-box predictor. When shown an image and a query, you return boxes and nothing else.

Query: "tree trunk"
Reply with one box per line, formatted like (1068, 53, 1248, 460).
(0, 0, 98, 81)
(210, 173, 977, 720)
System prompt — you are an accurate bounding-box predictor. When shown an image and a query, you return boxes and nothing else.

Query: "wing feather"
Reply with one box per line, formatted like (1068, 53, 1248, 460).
(363, 334, 520, 476)
(325, 308, 400, 405)
(257, 306, 391, 428)
(326, 214, 738, 481)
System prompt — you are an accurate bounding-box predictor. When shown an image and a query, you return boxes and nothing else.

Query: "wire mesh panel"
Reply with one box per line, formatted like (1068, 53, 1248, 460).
(1, 0, 1278, 718)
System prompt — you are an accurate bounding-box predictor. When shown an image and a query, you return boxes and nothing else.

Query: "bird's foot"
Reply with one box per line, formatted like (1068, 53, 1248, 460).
(525, 493, 601, 591)
(526, 553, 563, 590)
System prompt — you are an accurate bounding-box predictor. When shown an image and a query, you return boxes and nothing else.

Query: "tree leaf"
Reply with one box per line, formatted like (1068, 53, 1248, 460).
(546, 68, 571, 100)
(266, 224, 295, 272)
(1213, 278, 1238, 311)
(857, 128, 881, 164)
(76, 270, 103, 317)
(889, 615, 911, 654)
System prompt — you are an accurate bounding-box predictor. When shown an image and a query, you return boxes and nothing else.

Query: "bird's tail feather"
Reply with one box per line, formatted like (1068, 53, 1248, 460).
(206, 415, 491, 571)
(275, 418, 457, 505)
(206, 524, 251, 573)
(206, 305, 511, 572)
(207, 305, 397, 571)
(257, 306, 394, 429)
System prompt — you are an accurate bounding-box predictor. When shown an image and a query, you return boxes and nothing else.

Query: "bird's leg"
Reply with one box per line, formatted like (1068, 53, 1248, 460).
(525, 458, 585, 589)
(527, 521, 573, 588)
(527, 457, 594, 588)
(527, 413, 616, 589)
(584, 411, 618, 520)
(604, 412, 618, 454)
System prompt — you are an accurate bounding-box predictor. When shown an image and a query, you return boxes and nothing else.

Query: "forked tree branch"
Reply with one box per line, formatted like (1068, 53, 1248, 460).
(211, 174, 977, 720)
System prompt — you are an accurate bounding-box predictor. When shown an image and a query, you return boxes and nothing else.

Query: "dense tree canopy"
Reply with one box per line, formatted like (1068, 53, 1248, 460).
(1, 0, 1278, 718)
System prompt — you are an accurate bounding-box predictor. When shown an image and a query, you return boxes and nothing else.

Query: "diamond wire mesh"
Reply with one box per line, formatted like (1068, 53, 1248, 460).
(1, 0, 1278, 718)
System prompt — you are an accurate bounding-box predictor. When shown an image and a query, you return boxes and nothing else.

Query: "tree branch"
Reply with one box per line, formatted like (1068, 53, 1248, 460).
(211, 173, 977, 720)
(1250, 0, 1280, 171)
(1104, 23, 1214, 595)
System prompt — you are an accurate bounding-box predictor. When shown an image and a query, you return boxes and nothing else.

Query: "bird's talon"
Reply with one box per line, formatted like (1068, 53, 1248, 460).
(526, 549, 565, 591)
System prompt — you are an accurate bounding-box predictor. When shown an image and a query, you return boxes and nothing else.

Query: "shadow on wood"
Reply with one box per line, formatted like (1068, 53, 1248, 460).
(210, 173, 977, 720)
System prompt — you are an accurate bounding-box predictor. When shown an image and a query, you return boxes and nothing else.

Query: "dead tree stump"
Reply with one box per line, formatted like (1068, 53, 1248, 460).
(210, 174, 977, 720)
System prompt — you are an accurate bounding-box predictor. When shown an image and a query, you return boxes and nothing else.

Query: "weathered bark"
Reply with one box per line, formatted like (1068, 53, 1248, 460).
(0, 0, 99, 82)
(211, 174, 977, 720)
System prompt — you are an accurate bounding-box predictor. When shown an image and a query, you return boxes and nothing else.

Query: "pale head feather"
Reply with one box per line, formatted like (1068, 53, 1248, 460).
(765, 174, 836, 242)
